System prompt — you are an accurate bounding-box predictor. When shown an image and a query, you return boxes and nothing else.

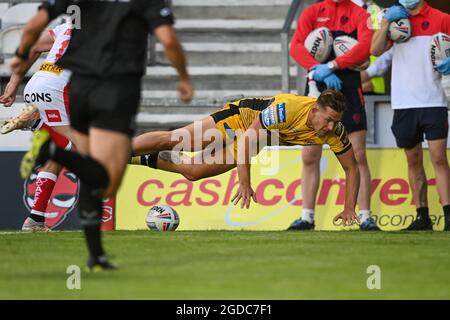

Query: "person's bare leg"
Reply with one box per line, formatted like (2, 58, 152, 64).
(88, 128, 131, 197)
(156, 148, 235, 181)
(405, 143, 428, 209)
(22, 160, 63, 231)
(348, 130, 371, 211)
(428, 138, 450, 230)
(288, 145, 321, 230)
(51, 125, 75, 145)
(428, 139, 450, 206)
(348, 130, 378, 230)
(132, 116, 218, 155)
(301, 145, 322, 219)
(403, 143, 432, 230)
(22, 125, 73, 231)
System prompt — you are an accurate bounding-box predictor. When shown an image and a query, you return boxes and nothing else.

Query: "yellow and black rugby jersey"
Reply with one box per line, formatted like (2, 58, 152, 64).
(211, 94, 351, 155)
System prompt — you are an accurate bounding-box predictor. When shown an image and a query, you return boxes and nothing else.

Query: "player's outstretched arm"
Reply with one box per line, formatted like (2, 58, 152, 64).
(334, 147, 360, 226)
(11, 8, 50, 76)
(1, 32, 54, 107)
(153, 24, 193, 103)
(232, 118, 265, 209)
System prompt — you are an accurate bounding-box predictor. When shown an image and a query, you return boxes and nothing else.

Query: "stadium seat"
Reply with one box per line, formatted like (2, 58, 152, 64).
(0, 3, 40, 29)
(0, 25, 24, 61)
(0, 3, 9, 24)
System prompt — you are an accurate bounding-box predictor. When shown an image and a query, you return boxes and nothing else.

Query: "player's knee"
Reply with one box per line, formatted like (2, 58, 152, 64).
(183, 172, 201, 182)
(161, 132, 181, 150)
(431, 155, 449, 169)
(302, 149, 321, 165)
(303, 156, 320, 167)
(40, 160, 62, 174)
(406, 156, 423, 169)
(182, 167, 205, 181)
(354, 149, 368, 166)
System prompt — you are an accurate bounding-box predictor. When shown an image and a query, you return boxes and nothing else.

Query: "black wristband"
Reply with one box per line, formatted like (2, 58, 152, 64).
(14, 47, 29, 60)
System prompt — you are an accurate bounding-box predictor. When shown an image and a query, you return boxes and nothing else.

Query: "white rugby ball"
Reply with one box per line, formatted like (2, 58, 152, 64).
(430, 32, 450, 67)
(388, 18, 412, 43)
(145, 204, 180, 232)
(333, 35, 370, 71)
(304, 27, 333, 63)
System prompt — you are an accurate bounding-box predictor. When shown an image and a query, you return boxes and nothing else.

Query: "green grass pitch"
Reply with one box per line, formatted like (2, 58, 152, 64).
(0, 231, 449, 299)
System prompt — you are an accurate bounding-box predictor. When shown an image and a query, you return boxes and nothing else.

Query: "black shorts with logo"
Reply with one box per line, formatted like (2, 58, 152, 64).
(391, 107, 449, 148)
(339, 86, 367, 134)
(68, 74, 142, 136)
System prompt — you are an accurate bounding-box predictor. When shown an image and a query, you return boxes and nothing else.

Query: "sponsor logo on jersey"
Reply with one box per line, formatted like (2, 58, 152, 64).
(352, 113, 362, 124)
(45, 110, 62, 122)
(340, 16, 349, 25)
(24, 92, 52, 103)
(276, 103, 286, 124)
(317, 17, 330, 22)
(261, 107, 276, 127)
(39, 62, 64, 75)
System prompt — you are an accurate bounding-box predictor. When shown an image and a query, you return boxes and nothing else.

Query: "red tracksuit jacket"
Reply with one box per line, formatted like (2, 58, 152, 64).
(290, 0, 372, 71)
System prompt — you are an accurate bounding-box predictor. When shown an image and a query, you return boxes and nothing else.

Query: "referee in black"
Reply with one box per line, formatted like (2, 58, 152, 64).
(12, 0, 193, 271)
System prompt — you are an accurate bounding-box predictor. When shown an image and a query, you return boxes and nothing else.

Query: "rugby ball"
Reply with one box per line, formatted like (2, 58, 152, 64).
(146, 204, 180, 232)
(304, 27, 333, 63)
(388, 18, 412, 43)
(333, 35, 370, 71)
(430, 32, 450, 67)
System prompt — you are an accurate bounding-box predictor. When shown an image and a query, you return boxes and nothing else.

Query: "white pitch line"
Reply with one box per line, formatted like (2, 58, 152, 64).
(0, 230, 80, 235)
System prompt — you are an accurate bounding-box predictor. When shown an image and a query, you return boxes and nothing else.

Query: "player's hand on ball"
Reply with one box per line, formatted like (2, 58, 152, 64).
(333, 209, 360, 226)
(383, 5, 409, 23)
(435, 57, 450, 75)
(231, 183, 257, 209)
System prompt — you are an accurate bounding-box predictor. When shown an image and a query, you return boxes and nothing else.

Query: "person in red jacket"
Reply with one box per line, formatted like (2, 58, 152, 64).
(289, 0, 379, 231)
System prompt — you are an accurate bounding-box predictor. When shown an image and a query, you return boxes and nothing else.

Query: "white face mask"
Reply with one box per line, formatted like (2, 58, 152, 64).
(399, 0, 420, 10)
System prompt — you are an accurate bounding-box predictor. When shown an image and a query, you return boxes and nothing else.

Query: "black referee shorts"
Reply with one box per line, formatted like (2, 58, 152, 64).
(68, 74, 142, 136)
(391, 107, 449, 149)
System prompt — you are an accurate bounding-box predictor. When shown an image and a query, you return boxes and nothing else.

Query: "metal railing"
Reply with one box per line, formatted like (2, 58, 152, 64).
(280, 0, 302, 93)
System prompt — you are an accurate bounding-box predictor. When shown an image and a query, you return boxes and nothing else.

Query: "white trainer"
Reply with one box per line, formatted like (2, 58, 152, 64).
(22, 217, 50, 232)
(1, 104, 40, 134)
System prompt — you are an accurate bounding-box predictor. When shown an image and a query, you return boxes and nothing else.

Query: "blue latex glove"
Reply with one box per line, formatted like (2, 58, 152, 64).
(384, 5, 409, 22)
(435, 57, 450, 75)
(311, 64, 333, 82)
(323, 73, 342, 91)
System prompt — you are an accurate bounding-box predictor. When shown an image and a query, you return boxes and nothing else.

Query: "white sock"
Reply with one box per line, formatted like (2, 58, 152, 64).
(301, 208, 315, 224)
(358, 210, 371, 224)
